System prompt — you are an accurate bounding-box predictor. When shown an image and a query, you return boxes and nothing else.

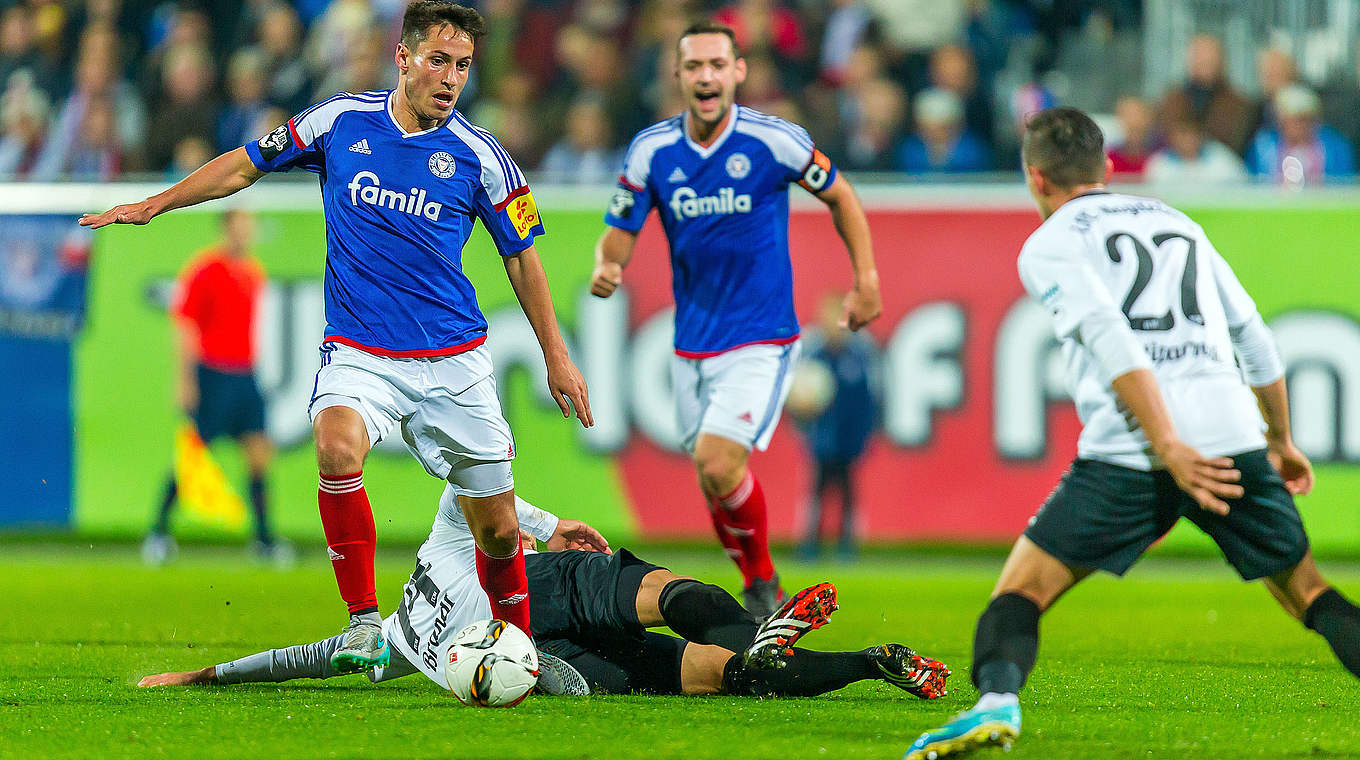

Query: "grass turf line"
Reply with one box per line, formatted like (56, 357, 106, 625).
(2, 545, 1358, 759)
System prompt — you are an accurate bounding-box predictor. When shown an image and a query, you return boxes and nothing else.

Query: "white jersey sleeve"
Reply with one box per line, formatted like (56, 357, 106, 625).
(1018, 226, 1151, 384)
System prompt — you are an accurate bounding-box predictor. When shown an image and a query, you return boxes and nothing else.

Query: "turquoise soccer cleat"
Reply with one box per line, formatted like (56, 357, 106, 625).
(904, 702, 1021, 760)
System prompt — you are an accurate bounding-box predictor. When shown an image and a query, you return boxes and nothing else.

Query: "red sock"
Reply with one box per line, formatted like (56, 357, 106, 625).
(707, 496, 746, 572)
(476, 544, 532, 635)
(318, 472, 378, 615)
(719, 471, 776, 585)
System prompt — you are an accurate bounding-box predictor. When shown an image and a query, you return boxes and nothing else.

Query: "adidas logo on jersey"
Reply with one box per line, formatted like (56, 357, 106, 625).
(348, 138, 372, 154)
(669, 186, 751, 220)
(347, 171, 442, 221)
(667, 166, 688, 183)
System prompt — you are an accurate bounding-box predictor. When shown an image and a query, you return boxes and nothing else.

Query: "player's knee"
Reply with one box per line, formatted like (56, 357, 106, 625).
(315, 435, 364, 474)
(470, 513, 520, 554)
(694, 451, 743, 495)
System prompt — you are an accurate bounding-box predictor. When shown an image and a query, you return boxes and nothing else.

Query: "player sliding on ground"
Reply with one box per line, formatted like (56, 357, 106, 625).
(139, 488, 950, 699)
(590, 21, 882, 617)
(79, 2, 591, 674)
(905, 107, 1360, 760)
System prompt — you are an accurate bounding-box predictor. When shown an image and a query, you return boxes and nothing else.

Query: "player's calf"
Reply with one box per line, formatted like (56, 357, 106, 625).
(656, 578, 762, 652)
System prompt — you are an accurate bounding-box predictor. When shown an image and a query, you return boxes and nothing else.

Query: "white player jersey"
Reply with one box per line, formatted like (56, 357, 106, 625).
(376, 488, 559, 688)
(1017, 191, 1268, 470)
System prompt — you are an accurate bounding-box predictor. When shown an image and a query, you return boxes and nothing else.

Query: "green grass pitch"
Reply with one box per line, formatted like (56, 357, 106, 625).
(3, 544, 1358, 759)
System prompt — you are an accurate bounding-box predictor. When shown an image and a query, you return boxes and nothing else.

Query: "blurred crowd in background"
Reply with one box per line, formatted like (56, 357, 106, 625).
(1, 0, 1358, 184)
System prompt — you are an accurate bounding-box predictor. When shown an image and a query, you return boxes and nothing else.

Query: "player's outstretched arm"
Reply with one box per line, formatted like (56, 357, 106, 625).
(503, 245, 594, 428)
(813, 174, 881, 331)
(590, 227, 638, 298)
(1110, 368, 1244, 514)
(79, 147, 264, 229)
(138, 666, 217, 687)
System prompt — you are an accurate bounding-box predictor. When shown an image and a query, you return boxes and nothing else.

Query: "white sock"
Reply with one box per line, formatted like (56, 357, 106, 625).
(974, 692, 1019, 711)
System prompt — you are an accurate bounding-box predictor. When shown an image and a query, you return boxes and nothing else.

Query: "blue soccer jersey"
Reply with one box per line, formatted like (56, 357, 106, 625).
(244, 90, 544, 357)
(603, 105, 837, 357)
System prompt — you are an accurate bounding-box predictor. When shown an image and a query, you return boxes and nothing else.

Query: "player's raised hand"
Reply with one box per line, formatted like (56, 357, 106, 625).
(1268, 438, 1315, 495)
(1160, 439, 1243, 515)
(78, 200, 157, 229)
(590, 261, 623, 298)
(547, 519, 611, 554)
(546, 354, 594, 428)
(840, 277, 882, 331)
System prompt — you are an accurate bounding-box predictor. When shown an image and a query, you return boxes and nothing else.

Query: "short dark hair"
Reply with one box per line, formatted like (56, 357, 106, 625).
(677, 20, 740, 61)
(400, 1, 485, 51)
(1021, 107, 1106, 189)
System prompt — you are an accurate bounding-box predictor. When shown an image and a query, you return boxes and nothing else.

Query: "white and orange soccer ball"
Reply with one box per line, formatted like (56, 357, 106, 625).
(444, 619, 539, 707)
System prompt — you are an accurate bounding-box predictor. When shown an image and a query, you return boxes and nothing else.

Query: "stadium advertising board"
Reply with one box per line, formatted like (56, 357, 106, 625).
(59, 192, 1360, 551)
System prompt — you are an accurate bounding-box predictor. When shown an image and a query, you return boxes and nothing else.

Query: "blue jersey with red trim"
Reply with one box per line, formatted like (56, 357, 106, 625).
(244, 90, 543, 356)
(604, 105, 837, 357)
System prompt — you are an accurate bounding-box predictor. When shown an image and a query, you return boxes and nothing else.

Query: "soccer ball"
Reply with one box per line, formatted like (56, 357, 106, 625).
(444, 619, 539, 707)
(785, 358, 836, 420)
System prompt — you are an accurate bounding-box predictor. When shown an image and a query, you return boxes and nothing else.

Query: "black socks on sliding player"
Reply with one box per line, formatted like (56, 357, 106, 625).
(721, 648, 877, 697)
(1304, 587, 1360, 679)
(658, 579, 762, 652)
(972, 592, 1042, 695)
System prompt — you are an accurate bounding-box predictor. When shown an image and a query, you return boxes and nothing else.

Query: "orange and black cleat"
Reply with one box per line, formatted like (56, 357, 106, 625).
(742, 582, 839, 669)
(871, 644, 951, 699)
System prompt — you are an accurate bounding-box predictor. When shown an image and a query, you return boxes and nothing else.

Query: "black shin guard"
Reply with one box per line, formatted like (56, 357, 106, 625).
(972, 592, 1041, 695)
(1304, 588, 1360, 679)
(658, 579, 762, 652)
(721, 648, 877, 697)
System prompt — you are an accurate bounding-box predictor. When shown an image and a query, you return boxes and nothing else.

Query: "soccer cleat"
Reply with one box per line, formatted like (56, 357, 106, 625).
(534, 651, 590, 696)
(742, 575, 786, 619)
(743, 581, 838, 669)
(869, 644, 951, 699)
(329, 620, 390, 673)
(903, 702, 1021, 760)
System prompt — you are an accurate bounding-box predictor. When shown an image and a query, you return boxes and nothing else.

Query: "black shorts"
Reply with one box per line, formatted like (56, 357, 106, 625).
(193, 364, 265, 441)
(1023, 449, 1309, 580)
(524, 548, 685, 694)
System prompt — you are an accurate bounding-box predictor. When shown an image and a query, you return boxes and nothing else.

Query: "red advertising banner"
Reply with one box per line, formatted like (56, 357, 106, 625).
(614, 208, 1083, 541)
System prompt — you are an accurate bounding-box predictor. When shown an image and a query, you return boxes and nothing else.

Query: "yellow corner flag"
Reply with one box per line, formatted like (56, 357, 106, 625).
(174, 422, 247, 531)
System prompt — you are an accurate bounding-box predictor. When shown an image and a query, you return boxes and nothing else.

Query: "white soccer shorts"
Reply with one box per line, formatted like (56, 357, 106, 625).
(672, 340, 801, 453)
(309, 342, 514, 495)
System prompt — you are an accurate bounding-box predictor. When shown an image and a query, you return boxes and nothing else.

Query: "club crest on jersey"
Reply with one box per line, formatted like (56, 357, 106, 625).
(347, 171, 442, 221)
(725, 152, 750, 179)
(669, 186, 751, 220)
(428, 151, 456, 179)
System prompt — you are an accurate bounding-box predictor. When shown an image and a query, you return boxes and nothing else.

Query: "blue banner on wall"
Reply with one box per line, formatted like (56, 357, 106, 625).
(0, 215, 90, 528)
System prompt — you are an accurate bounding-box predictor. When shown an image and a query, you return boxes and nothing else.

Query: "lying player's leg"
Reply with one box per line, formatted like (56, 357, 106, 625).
(634, 566, 836, 662)
(138, 633, 420, 688)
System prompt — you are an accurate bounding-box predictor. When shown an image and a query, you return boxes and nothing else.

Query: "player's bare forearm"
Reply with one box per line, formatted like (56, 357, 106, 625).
(1250, 376, 1315, 494)
(818, 175, 881, 329)
(1250, 376, 1293, 445)
(503, 247, 594, 427)
(138, 666, 217, 687)
(590, 227, 638, 298)
(1111, 368, 1242, 513)
(79, 148, 264, 229)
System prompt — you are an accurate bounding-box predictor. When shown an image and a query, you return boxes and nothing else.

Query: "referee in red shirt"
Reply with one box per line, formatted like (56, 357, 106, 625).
(143, 210, 289, 566)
